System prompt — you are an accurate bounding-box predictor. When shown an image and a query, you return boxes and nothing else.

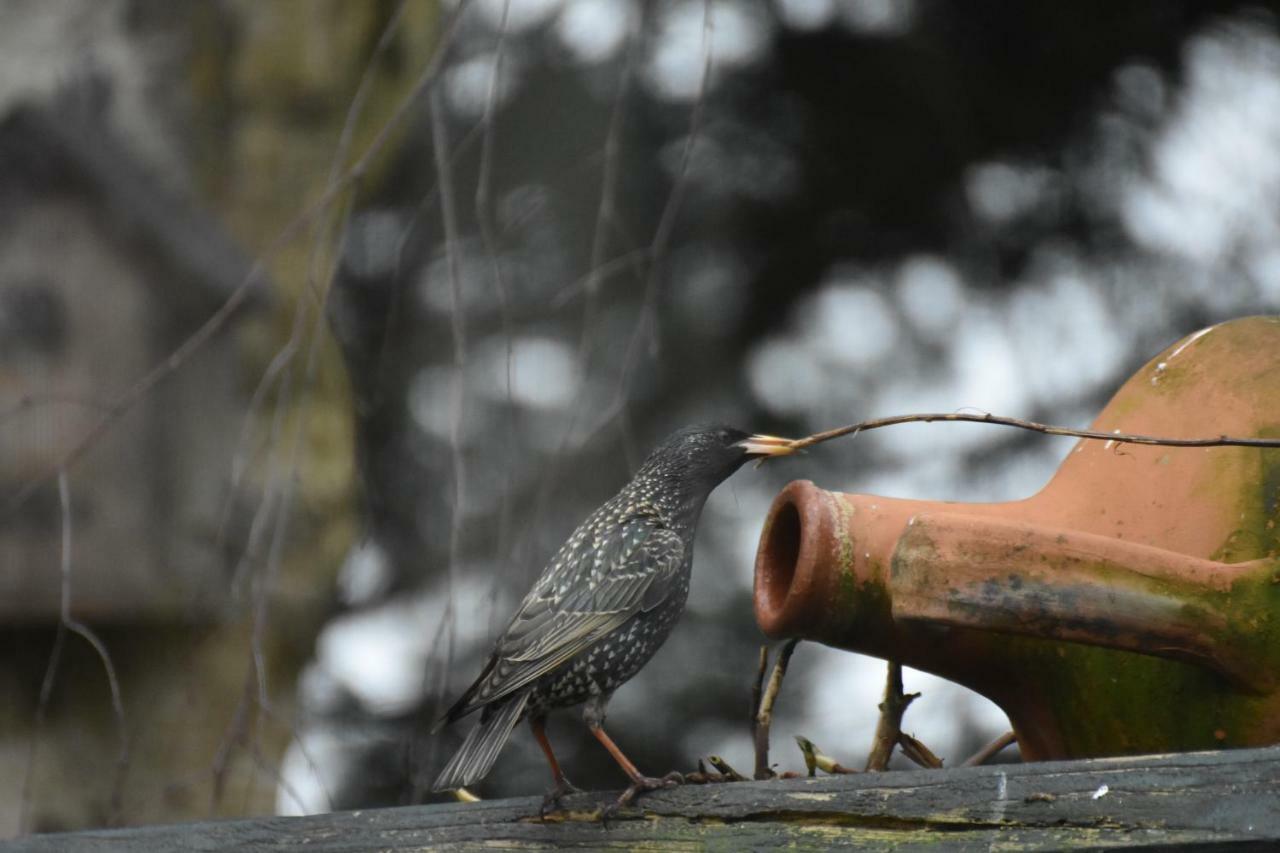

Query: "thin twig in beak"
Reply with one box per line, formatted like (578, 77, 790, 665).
(737, 434, 797, 459)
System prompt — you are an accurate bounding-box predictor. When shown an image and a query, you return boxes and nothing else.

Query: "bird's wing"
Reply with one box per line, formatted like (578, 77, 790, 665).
(463, 515, 685, 709)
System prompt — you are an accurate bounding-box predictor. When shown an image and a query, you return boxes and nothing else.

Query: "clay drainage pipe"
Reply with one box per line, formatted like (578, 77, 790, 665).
(753, 479, 1279, 760)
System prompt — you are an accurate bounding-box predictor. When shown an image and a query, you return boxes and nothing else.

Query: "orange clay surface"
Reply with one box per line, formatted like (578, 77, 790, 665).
(754, 316, 1280, 759)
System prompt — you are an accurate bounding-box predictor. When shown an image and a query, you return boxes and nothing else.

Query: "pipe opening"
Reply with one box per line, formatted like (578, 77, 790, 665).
(759, 499, 801, 620)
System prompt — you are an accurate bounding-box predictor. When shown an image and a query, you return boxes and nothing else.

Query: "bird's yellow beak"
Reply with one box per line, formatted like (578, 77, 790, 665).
(736, 433, 797, 457)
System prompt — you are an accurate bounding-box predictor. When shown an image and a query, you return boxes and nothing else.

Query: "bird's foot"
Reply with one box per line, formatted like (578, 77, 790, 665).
(603, 771, 683, 819)
(539, 777, 582, 817)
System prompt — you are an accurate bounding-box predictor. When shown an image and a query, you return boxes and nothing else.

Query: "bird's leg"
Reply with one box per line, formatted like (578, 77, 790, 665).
(583, 694, 683, 811)
(530, 715, 579, 815)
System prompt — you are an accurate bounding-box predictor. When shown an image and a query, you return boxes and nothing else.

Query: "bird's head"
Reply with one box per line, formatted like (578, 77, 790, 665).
(641, 424, 796, 493)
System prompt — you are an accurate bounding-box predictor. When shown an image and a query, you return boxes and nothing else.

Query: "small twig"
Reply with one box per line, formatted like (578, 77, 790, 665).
(754, 639, 800, 780)
(963, 731, 1018, 767)
(423, 70, 472, 793)
(750, 646, 768, 776)
(787, 412, 1280, 453)
(549, 248, 650, 308)
(897, 733, 944, 769)
(605, 0, 716, 471)
(795, 736, 859, 775)
(684, 758, 725, 784)
(865, 661, 919, 771)
(20, 472, 131, 828)
(61, 473, 129, 818)
(474, 0, 516, 565)
(794, 736, 817, 776)
(707, 755, 747, 782)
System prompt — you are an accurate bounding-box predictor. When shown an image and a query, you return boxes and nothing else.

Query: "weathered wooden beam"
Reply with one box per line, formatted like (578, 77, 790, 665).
(8, 746, 1279, 851)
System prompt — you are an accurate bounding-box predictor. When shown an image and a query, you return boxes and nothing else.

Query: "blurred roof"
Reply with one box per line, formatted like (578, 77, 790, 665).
(0, 84, 267, 318)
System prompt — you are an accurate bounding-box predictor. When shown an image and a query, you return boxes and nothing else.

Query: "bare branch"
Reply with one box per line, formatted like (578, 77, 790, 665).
(517, 20, 650, 570)
(423, 83, 467, 793)
(794, 736, 859, 775)
(749, 645, 768, 778)
(865, 661, 918, 772)
(550, 248, 650, 308)
(431, 85, 466, 570)
(896, 733, 944, 769)
(607, 0, 717, 469)
(577, 21, 640, 358)
(787, 411, 1280, 453)
(20, 613, 67, 833)
(474, 0, 516, 560)
(706, 755, 747, 782)
(65, 621, 129, 819)
(963, 731, 1018, 767)
(20, 472, 130, 829)
(753, 639, 799, 780)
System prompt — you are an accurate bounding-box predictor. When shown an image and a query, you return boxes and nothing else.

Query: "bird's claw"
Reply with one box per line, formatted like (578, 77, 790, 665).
(539, 777, 582, 817)
(603, 771, 683, 819)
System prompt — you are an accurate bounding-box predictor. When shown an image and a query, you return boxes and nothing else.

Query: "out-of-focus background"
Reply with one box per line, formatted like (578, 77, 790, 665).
(2, 0, 1279, 835)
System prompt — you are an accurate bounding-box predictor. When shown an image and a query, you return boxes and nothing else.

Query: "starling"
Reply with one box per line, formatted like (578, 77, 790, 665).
(432, 424, 794, 808)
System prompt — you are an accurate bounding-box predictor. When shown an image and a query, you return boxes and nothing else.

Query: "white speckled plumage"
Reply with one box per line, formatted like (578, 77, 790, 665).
(433, 424, 767, 793)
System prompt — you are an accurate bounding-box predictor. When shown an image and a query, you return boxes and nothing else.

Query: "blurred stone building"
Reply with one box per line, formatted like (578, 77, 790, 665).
(0, 95, 257, 622)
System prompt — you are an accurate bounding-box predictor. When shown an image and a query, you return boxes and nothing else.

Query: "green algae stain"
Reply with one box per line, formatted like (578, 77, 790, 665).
(829, 497, 856, 578)
(999, 559, 1280, 757)
(898, 526, 1280, 755)
(824, 497, 866, 638)
(1208, 440, 1280, 564)
(835, 569, 857, 621)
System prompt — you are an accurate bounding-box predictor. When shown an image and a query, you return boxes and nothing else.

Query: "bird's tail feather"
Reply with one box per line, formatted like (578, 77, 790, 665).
(432, 691, 530, 792)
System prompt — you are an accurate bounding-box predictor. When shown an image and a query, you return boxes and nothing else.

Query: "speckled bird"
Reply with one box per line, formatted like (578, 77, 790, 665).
(432, 424, 794, 807)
